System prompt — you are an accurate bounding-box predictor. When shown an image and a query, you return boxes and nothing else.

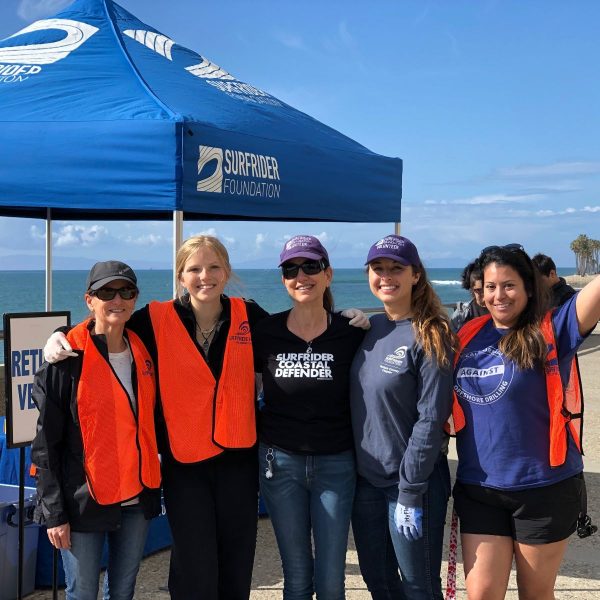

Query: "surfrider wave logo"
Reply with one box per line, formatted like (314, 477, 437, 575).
(229, 320, 252, 344)
(380, 345, 408, 375)
(0, 19, 98, 84)
(454, 346, 514, 405)
(123, 28, 282, 107)
(197, 146, 224, 193)
(197, 145, 281, 199)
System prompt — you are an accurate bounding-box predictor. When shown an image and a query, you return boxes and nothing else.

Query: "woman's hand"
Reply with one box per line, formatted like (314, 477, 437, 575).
(47, 523, 71, 549)
(43, 332, 77, 363)
(394, 502, 423, 541)
(341, 308, 371, 330)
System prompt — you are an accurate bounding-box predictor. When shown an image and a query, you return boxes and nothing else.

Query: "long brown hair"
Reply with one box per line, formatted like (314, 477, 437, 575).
(479, 247, 548, 369)
(410, 264, 458, 368)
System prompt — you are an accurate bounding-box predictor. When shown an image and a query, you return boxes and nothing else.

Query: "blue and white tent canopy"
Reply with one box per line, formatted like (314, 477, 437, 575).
(0, 0, 402, 222)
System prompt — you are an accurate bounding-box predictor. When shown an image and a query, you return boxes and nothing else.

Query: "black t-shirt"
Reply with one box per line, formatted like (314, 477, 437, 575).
(254, 310, 364, 454)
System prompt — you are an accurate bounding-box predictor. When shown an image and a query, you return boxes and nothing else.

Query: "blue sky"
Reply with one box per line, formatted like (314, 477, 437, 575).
(1, 0, 599, 270)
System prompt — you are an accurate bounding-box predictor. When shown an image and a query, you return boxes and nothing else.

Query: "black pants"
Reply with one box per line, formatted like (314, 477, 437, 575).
(162, 448, 259, 600)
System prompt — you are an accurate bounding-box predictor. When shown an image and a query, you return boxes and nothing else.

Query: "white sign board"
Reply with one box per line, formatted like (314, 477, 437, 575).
(3, 312, 70, 447)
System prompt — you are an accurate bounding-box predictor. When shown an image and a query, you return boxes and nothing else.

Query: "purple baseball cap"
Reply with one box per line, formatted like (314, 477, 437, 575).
(365, 235, 421, 267)
(279, 235, 329, 266)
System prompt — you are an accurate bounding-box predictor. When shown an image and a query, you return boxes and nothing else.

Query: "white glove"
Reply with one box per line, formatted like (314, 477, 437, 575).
(44, 331, 77, 363)
(341, 308, 371, 330)
(394, 502, 423, 541)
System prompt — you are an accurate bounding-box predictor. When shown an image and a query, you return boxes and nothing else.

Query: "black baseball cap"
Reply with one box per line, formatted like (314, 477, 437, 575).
(86, 260, 138, 291)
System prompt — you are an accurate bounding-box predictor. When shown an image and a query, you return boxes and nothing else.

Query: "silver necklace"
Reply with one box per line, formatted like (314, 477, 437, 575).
(195, 320, 219, 352)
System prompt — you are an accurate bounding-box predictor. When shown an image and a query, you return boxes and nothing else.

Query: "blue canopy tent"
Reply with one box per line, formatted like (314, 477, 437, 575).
(0, 0, 402, 299)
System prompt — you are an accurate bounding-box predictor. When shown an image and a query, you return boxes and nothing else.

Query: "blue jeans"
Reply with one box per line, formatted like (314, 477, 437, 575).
(259, 443, 356, 600)
(351, 457, 451, 600)
(61, 505, 150, 600)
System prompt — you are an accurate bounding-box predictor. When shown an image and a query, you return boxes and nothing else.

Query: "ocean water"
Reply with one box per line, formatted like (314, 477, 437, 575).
(0, 267, 573, 356)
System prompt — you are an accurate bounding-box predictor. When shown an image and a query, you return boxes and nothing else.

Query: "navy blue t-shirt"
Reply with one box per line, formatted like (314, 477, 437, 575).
(454, 294, 586, 490)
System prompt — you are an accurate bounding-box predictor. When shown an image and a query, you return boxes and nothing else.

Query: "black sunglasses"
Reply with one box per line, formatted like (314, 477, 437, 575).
(281, 260, 326, 279)
(480, 243, 524, 256)
(91, 286, 138, 301)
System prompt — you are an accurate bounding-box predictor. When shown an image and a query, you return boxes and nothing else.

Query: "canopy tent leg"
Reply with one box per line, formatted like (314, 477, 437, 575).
(46, 209, 52, 311)
(394, 222, 401, 235)
(172, 211, 183, 298)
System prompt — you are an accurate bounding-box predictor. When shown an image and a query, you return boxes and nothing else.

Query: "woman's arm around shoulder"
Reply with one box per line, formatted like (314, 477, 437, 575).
(575, 274, 600, 336)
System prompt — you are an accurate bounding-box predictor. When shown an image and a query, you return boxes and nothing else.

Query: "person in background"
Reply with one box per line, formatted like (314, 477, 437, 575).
(350, 235, 457, 600)
(255, 235, 367, 600)
(32, 261, 161, 600)
(451, 244, 600, 600)
(532, 253, 577, 308)
(451, 260, 488, 332)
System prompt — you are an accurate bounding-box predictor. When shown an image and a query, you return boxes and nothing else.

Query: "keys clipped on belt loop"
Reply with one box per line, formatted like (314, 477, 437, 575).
(265, 447, 275, 479)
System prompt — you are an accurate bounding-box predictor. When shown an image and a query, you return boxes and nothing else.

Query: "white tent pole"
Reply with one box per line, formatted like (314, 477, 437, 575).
(394, 221, 401, 235)
(45, 208, 52, 311)
(172, 210, 183, 298)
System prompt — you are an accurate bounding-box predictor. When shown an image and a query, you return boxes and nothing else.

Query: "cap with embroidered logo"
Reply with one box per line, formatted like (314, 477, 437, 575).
(278, 235, 329, 266)
(365, 235, 421, 267)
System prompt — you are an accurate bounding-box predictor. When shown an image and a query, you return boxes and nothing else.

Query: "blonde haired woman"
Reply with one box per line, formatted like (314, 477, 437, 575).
(350, 235, 458, 600)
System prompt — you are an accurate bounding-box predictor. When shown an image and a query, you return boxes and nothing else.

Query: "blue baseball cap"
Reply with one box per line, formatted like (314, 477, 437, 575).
(365, 235, 421, 267)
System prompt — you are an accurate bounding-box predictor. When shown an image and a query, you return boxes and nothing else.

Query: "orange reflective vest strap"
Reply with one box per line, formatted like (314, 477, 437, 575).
(213, 297, 256, 449)
(446, 315, 493, 435)
(67, 321, 160, 505)
(540, 311, 584, 466)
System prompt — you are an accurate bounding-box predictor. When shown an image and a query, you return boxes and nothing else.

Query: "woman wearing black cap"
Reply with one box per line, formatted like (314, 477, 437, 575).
(254, 235, 366, 600)
(350, 235, 457, 600)
(32, 261, 161, 600)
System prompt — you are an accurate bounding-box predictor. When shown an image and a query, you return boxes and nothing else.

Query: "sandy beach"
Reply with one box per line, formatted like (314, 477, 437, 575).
(564, 274, 598, 289)
(27, 325, 600, 600)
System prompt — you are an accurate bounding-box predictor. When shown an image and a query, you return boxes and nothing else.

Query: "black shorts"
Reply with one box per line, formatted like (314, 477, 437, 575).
(453, 474, 583, 544)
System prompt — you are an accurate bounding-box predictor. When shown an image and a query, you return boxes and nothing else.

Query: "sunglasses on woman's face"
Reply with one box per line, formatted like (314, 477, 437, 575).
(480, 243, 524, 256)
(281, 260, 325, 279)
(91, 286, 138, 301)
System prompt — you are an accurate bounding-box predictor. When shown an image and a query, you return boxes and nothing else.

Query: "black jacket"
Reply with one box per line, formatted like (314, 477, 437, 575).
(551, 277, 577, 308)
(31, 323, 161, 532)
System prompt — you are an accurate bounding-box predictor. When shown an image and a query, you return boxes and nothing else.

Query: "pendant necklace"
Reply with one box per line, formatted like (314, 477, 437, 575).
(195, 319, 218, 353)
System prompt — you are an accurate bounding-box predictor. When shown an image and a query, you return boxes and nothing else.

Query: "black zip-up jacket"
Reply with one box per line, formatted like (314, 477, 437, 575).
(31, 322, 161, 532)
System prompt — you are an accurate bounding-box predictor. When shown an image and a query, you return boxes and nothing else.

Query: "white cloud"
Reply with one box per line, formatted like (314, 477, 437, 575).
(17, 0, 72, 21)
(337, 21, 356, 50)
(54, 224, 108, 248)
(30, 225, 45, 241)
(255, 233, 267, 249)
(423, 193, 544, 206)
(583, 205, 600, 212)
(273, 30, 306, 50)
(123, 234, 168, 246)
(495, 161, 600, 179)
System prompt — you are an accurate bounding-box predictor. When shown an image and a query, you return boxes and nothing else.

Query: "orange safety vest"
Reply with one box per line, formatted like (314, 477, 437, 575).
(449, 312, 583, 467)
(67, 320, 161, 505)
(149, 298, 256, 463)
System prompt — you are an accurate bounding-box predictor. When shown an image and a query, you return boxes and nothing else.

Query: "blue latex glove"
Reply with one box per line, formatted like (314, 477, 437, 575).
(394, 502, 423, 541)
